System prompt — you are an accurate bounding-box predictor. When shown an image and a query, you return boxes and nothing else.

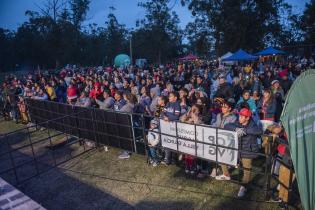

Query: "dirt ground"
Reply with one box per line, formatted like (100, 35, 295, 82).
(0, 120, 293, 210)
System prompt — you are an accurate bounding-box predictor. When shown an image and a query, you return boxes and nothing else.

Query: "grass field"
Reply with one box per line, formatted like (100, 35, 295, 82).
(0, 119, 296, 210)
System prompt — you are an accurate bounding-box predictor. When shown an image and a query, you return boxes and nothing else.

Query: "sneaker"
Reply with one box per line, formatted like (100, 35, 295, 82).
(152, 162, 158, 167)
(237, 186, 247, 198)
(161, 160, 170, 166)
(215, 174, 231, 181)
(185, 169, 190, 174)
(118, 151, 130, 159)
(210, 168, 217, 178)
(190, 170, 195, 175)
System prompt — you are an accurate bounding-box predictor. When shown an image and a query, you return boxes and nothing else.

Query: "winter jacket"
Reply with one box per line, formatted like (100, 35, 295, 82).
(212, 113, 237, 128)
(120, 102, 134, 113)
(162, 101, 181, 121)
(257, 97, 277, 120)
(114, 99, 127, 111)
(236, 97, 257, 113)
(147, 128, 160, 147)
(225, 119, 262, 159)
(96, 97, 115, 110)
(214, 83, 233, 99)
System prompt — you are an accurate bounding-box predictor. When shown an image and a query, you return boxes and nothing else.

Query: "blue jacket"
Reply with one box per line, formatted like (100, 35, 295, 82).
(225, 119, 262, 159)
(114, 99, 127, 111)
(236, 97, 257, 113)
(162, 101, 181, 121)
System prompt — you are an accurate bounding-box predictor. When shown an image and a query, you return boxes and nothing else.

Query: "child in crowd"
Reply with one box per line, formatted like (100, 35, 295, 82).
(147, 119, 160, 167)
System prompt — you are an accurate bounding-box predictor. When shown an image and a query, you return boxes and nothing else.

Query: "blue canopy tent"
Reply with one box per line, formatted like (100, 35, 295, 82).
(255, 47, 286, 56)
(222, 49, 258, 61)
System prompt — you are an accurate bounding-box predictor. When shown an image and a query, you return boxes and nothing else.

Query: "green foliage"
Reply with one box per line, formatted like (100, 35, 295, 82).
(301, 0, 315, 45)
(182, 0, 296, 55)
(133, 0, 183, 64)
(0, 0, 312, 72)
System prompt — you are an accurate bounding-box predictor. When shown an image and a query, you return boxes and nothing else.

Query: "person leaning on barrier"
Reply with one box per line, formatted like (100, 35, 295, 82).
(161, 91, 181, 165)
(147, 119, 160, 167)
(212, 98, 237, 179)
(224, 108, 263, 198)
(95, 90, 115, 110)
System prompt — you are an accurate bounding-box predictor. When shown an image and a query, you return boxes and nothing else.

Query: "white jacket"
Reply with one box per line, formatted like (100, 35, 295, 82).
(147, 128, 160, 147)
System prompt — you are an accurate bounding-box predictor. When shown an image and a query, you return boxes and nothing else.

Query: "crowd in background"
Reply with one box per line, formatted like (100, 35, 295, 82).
(1, 55, 314, 208)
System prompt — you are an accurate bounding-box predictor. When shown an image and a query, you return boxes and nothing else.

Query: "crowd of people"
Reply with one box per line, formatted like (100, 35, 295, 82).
(1, 56, 313, 208)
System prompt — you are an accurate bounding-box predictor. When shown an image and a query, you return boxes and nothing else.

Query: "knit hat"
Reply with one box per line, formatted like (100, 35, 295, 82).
(271, 80, 279, 85)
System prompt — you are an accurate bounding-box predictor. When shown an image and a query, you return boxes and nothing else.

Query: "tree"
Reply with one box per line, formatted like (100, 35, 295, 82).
(182, 0, 291, 55)
(301, 0, 315, 46)
(185, 16, 213, 57)
(134, 0, 183, 64)
(103, 8, 129, 65)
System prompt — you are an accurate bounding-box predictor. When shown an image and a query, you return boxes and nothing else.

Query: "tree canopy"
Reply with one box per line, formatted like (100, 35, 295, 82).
(0, 0, 313, 72)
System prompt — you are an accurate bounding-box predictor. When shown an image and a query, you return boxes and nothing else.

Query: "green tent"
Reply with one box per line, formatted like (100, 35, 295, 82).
(281, 69, 315, 210)
(114, 54, 130, 67)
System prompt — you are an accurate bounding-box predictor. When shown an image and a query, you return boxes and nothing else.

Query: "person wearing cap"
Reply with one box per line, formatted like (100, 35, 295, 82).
(224, 108, 262, 198)
(212, 98, 237, 179)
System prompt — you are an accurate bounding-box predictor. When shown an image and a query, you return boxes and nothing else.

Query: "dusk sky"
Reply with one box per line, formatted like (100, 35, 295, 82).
(0, 0, 309, 31)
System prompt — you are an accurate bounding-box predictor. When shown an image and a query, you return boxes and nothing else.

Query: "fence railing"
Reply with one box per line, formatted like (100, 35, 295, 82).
(0, 98, 297, 202)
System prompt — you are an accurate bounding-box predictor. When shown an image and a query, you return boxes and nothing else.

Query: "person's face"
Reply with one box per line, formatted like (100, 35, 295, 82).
(179, 90, 186, 98)
(243, 92, 250, 100)
(141, 87, 146, 95)
(114, 93, 121, 101)
(239, 115, 249, 125)
(221, 104, 231, 115)
(168, 94, 176, 103)
(219, 78, 225, 84)
(191, 106, 200, 115)
(197, 77, 202, 84)
(273, 82, 280, 89)
(196, 99, 203, 105)
(103, 92, 109, 98)
(263, 91, 270, 99)
(150, 123, 157, 129)
(158, 97, 165, 106)
(253, 91, 259, 97)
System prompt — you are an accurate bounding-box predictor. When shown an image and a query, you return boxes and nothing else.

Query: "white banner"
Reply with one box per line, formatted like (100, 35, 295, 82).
(160, 120, 238, 166)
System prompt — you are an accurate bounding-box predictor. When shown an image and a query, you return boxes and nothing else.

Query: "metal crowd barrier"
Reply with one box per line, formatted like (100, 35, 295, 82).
(23, 99, 296, 201)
